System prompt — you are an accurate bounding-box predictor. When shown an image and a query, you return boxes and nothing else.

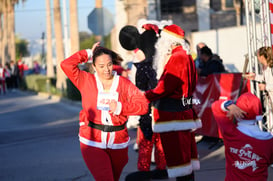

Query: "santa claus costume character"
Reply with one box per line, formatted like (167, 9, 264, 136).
(145, 24, 202, 180)
(119, 24, 167, 180)
(61, 43, 148, 181)
(212, 92, 273, 181)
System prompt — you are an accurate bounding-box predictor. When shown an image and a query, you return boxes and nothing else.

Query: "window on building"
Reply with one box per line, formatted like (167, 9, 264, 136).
(225, 0, 234, 8)
(161, 0, 182, 13)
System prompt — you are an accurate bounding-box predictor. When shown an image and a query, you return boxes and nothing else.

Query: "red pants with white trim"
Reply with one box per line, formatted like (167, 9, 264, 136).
(137, 127, 167, 171)
(160, 131, 198, 177)
(80, 143, 128, 181)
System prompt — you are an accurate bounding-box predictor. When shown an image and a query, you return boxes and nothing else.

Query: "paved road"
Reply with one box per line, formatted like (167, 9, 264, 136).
(0, 90, 272, 181)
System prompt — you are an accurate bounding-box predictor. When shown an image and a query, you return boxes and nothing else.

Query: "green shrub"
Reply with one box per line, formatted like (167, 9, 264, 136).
(24, 74, 81, 101)
(24, 74, 56, 94)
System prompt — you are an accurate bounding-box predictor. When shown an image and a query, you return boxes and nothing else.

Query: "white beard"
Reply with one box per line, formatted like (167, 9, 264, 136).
(153, 35, 190, 80)
(153, 37, 173, 80)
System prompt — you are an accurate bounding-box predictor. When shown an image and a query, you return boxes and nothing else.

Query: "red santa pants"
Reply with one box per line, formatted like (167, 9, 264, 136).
(160, 131, 198, 177)
(137, 127, 166, 171)
(80, 143, 128, 181)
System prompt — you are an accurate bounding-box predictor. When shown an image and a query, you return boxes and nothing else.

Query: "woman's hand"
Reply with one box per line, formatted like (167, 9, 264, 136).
(91, 42, 100, 52)
(109, 100, 117, 114)
(242, 72, 256, 80)
(226, 104, 246, 120)
(258, 83, 266, 91)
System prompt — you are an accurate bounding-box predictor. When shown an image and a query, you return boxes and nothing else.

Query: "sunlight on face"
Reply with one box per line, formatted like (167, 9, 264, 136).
(257, 54, 267, 67)
(93, 54, 113, 80)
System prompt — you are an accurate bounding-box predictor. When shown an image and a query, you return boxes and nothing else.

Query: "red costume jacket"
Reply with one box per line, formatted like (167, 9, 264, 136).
(61, 50, 148, 149)
(212, 100, 273, 181)
(145, 46, 201, 132)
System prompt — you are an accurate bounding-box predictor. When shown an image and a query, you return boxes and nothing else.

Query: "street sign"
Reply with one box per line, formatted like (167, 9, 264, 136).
(87, 7, 114, 36)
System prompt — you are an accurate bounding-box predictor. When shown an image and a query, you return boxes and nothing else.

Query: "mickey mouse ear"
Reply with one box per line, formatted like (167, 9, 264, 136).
(119, 25, 140, 50)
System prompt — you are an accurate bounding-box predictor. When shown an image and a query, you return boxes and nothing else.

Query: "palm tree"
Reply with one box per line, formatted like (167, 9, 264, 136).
(0, 0, 25, 65)
(69, 0, 79, 54)
(8, 0, 16, 62)
(53, 0, 66, 91)
(45, 0, 54, 78)
(0, 0, 9, 65)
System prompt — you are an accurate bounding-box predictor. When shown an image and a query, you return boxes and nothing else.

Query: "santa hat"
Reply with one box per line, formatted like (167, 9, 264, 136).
(236, 92, 263, 121)
(142, 24, 159, 37)
(160, 24, 185, 43)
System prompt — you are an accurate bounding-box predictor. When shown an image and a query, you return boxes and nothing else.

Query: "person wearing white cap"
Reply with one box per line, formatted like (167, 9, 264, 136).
(212, 92, 273, 181)
(145, 24, 202, 180)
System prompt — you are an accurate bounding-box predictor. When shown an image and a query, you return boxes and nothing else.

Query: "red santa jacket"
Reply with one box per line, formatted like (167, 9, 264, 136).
(212, 99, 273, 181)
(145, 46, 201, 133)
(61, 49, 148, 149)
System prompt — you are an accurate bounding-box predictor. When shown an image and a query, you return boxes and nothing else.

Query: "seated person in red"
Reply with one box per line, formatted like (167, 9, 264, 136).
(212, 92, 273, 181)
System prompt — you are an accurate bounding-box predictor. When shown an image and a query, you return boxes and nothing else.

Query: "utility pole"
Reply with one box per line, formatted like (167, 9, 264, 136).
(95, 0, 103, 45)
(62, 0, 69, 58)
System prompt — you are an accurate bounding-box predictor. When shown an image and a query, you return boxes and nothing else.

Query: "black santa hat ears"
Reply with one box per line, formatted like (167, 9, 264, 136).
(119, 25, 140, 51)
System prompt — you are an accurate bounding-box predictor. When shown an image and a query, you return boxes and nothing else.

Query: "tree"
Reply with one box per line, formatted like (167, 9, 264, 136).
(69, 0, 79, 54)
(53, 0, 66, 91)
(45, 0, 54, 78)
(15, 36, 29, 59)
(0, 0, 25, 65)
(79, 31, 95, 50)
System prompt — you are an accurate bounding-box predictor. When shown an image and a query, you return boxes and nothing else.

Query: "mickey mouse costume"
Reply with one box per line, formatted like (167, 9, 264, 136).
(119, 24, 168, 180)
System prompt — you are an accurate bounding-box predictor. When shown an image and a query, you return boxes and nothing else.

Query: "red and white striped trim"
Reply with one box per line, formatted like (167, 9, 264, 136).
(270, 0, 273, 48)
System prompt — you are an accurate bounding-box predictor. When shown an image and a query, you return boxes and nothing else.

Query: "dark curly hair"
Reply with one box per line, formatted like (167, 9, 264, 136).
(92, 46, 123, 66)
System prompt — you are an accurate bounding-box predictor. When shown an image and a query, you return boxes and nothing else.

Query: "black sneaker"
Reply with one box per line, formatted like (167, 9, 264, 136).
(151, 169, 168, 179)
(125, 171, 152, 181)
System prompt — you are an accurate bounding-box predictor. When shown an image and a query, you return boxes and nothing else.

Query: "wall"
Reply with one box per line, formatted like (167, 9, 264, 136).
(190, 25, 251, 72)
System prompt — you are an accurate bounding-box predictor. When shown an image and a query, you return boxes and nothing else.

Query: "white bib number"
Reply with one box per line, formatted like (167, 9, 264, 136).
(97, 92, 119, 111)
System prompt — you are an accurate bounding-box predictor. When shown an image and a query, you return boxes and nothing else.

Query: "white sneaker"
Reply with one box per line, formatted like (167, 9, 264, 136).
(133, 142, 139, 151)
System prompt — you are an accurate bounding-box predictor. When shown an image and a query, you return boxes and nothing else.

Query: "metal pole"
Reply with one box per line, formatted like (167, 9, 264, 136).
(265, 0, 272, 46)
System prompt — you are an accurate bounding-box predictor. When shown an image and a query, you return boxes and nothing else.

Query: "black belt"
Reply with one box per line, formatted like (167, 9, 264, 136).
(153, 97, 192, 112)
(88, 121, 126, 132)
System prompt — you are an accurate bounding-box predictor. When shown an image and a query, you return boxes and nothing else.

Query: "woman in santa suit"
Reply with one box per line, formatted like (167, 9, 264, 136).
(61, 42, 148, 181)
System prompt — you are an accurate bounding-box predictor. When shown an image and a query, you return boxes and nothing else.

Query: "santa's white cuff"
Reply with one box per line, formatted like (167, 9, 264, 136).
(85, 49, 93, 63)
(113, 102, 122, 115)
(221, 101, 229, 112)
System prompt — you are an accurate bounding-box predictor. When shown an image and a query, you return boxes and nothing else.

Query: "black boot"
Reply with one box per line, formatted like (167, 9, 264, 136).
(125, 171, 151, 181)
(151, 169, 168, 179)
(176, 172, 194, 181)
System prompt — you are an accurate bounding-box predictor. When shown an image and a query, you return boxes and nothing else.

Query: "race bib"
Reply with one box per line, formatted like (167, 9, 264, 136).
(97, 92, 119, 111)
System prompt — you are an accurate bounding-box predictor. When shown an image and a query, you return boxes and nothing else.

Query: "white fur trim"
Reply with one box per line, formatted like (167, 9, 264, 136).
(221, 101, 229, 112)
(153, 119, 202, 133)
(79, 122, 85, 126)
(167, 159, 200, 178)
(237, 124, 273, 140)
(160, 30, 184, 44)
(85, 49, 93, 63)
(191, 160, 200, 170)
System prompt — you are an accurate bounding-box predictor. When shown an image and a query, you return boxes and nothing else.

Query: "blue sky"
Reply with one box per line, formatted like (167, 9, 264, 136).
(15, 0, 115, 41)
